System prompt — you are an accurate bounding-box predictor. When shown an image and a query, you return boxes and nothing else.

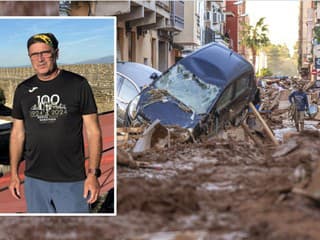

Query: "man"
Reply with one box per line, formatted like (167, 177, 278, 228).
(9, 33, 102, 213)
(288, 83, 309, 132)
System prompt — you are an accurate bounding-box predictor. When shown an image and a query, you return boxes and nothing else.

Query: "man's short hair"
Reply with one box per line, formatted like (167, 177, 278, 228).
(27, 33, 58, 50)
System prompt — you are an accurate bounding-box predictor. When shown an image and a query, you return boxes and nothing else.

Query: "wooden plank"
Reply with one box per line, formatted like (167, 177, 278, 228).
(249, 102, 279, 146)
(117, 127, 144, 134)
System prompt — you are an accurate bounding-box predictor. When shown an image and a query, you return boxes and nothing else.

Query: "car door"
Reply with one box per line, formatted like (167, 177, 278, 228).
(213, 83, 236, 132)
(216, 74, 253, 127)
(229, 74, 254, 124)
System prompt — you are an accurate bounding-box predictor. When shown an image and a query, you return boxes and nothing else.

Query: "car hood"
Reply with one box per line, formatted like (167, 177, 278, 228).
(137, 88, 202, 128)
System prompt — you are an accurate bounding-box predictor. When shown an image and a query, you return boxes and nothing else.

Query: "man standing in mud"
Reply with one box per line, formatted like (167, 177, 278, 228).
(289, 84, 309, 132)
(9, 33, 102, 213)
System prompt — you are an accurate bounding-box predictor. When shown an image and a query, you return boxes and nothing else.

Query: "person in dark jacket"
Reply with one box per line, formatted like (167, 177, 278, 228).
(288, 84, 309, 131)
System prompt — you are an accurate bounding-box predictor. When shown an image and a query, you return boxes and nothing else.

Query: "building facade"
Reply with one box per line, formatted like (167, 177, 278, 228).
(203, 1, 228, 47)
(298, 0, 314, 80)
(68, 1, 184, 71)
(173, 0, 201, 58)
(225, 0, 248, 55)
(66, 0, 248, 71)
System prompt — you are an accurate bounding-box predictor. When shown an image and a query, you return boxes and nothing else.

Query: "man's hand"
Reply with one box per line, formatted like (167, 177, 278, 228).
(83, 175, 100, 204)
(9, 175, 21, 200)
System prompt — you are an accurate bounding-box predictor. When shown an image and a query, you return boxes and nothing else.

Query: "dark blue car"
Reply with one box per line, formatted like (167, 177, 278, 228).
(0, 119, 12, 165)
(126, 43, 257, 139)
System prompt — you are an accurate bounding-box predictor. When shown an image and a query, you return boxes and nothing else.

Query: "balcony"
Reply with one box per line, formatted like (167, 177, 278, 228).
(157, 1, 184, 32)
(94, 0, 131, 16)
(204, 27, 230, 47)
(104, 0, 183, 34)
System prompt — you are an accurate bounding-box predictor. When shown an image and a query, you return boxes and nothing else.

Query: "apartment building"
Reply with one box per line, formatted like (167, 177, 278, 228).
(173, 0, 201, 58)
(225, 0, 248, 55)
(67, 1, 184, 71)
(66, 0, 246, 71)
(299, 0, 314, 80)
(203, 1, 228, 46)
(174, 0, 232, 60)
(313, 1, 320, 84)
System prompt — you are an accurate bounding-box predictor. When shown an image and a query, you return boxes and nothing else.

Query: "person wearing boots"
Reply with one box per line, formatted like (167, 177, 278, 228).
(289, 84, 309, 131)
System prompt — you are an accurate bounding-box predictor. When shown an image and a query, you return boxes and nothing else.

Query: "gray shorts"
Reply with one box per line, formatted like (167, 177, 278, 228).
(24, 176, 89, 213)
(295, 110, 305, 124)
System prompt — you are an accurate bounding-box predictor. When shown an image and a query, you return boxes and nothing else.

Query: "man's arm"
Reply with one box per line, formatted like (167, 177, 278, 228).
(82, 113, 102, 204)
(288, 91, 294, 104)
(304, 93, 309, 110)
(9, 119, 25, 200)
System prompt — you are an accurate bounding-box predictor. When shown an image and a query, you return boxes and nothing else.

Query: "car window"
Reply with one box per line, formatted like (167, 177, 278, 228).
(216, 84, 235, 111)
(117, 74, 139, 103)
(154, 63, 220, 114)
(116, 73, 123, 94)
(235, 75, 250, 98)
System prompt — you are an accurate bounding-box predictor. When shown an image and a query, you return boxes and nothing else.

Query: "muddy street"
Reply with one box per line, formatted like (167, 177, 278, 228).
(111, 130, 320, 240)
(1, 128, 320, 240)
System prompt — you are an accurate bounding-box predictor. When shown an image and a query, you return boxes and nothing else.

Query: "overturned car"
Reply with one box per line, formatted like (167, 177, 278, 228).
(126, 43, 257, 140)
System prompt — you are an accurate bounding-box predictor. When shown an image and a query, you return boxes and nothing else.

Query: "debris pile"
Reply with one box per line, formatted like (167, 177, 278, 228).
(107, 76, 320, 239)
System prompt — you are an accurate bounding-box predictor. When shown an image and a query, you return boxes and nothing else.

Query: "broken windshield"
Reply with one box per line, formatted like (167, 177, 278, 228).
(154, 63, 220, 114)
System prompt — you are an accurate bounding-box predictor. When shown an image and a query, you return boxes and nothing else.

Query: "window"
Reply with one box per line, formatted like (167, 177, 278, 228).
(154, 63, 220, 114)
(235, 75, 250, 98)
(117, 74, 139, 103)
(216, 84, 235, 111)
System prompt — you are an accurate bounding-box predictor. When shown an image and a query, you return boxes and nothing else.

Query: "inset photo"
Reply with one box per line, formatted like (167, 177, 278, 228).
(0, 17, 115, 215)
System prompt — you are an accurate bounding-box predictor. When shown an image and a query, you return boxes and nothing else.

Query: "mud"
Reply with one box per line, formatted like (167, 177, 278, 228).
(1, 129, 320, 239)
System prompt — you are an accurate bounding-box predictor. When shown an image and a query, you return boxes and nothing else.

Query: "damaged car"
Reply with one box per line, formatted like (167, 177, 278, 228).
(126, 42, 257, 140)
(117, 61, 160, 126)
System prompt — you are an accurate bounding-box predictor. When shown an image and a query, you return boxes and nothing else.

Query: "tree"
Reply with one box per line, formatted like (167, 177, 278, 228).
(240, 17, 270, 70)
(293, 41, 299, 67)
(263, 43, 298, 76)
(257, 68, 273, 77)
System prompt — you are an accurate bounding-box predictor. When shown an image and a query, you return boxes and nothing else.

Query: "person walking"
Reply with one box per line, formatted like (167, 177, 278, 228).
(289, 83, 309, 132)
(9, 33, 102, 213)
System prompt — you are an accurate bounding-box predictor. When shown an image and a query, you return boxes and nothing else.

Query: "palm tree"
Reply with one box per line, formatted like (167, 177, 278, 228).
(240, 17, 270, 70)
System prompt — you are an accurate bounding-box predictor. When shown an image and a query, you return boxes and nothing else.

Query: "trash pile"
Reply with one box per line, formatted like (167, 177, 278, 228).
(118, 76, 320, 167)
(258, 77, 320, 132)
(98, 76, 320, 240)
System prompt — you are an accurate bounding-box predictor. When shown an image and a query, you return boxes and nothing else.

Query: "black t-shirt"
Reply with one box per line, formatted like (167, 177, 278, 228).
(12, 70, 97, 182)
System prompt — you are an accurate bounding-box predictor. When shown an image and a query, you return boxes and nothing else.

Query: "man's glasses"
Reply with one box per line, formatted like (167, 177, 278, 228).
(29, 50, 53, 60)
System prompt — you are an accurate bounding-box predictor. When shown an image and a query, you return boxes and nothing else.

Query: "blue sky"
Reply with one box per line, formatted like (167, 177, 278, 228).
(0, 17, 115, 67)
